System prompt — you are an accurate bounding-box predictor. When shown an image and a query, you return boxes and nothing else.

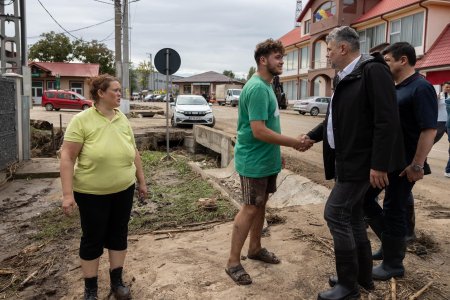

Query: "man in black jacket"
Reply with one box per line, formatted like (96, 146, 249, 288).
(302, 26, 405, 300)
(362, 42, 437, 281)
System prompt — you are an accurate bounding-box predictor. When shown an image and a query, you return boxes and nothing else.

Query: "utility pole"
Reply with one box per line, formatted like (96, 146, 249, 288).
(122, 0, 129, 99)
(146, 52, 153, 91)
(114, 0, 122, 81)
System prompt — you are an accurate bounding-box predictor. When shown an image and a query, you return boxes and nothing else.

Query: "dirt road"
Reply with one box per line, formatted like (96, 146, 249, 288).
(9, 103, 449, 299)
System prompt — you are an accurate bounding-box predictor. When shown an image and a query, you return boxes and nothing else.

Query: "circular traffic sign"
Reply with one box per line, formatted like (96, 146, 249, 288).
(154, 48, 181, 75)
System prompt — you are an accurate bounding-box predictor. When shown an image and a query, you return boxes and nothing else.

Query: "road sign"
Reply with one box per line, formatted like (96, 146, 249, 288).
(154, 48, 181, 75)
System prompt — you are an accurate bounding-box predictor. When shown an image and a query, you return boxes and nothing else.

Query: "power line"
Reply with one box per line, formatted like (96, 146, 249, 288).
(27, 18, 114, 39)
(99, 31, 114, 42)
(36, 0, 80, 39)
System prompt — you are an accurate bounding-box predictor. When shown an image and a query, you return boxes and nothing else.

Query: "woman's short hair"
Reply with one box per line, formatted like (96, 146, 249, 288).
(88, 74, 119, 102)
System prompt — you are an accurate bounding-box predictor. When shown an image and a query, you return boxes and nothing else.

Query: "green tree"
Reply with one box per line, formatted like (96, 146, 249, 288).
(28, 31, 73, 62)
(73, 39, 115, 75)
(136, 60, 152, 90)
(247, 66, 256, 80)
(223, 70, 235, 79)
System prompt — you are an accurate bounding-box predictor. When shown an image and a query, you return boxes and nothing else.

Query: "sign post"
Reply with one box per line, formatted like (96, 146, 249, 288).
(154, 48, 181, 160)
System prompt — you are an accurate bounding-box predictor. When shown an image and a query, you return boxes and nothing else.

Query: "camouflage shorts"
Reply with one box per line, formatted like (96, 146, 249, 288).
(239, 174, 278, 207)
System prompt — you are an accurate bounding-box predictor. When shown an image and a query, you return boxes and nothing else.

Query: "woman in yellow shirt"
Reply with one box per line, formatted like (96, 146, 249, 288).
(60, 74, 147, 300)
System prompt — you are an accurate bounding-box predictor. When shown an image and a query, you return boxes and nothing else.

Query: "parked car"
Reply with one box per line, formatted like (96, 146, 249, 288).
(225, 89, 242, 107)
(293, 96, 331, 116)
(170, 95, 215, 127)
(153, 94, 164, 102)
(41, 90, 93, 111)
(143, 94, 155, 102)
(131, 92, 140, 100)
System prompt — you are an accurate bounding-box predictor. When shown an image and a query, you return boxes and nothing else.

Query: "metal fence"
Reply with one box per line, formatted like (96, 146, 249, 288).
(0, 77, 17, 170)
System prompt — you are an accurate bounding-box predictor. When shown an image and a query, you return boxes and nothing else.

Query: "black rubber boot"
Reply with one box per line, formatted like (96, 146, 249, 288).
(328, 241, 374, 291)
(318, 249, 360, 300)
(372, 234, 406, 281)
(366, 215, 384, 260)
(405, 202, 416, 243)
(110, 267, 131, 300)
(84, 277, 98, 300)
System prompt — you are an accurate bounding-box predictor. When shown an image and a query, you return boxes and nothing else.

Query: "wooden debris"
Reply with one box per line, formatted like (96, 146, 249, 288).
(409, 281, 433, 300)
(20, 270, 38, 287)
(391, 277, 397, 300)
(153, 225, 215, 234)
(0, 269, 14, 276)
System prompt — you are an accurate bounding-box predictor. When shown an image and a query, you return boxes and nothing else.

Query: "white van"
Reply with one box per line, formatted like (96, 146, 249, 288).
(225, 89, 242, 107)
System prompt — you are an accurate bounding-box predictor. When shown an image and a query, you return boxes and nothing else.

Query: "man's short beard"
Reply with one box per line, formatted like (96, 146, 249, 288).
(268, 65, 282, 76)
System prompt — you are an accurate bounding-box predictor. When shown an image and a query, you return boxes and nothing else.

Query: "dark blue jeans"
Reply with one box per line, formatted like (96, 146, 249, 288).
(363, 171, 414, 238)
(324, 180, 370, 251)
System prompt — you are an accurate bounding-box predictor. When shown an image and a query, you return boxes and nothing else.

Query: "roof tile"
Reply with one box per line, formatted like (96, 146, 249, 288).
(354, 0, 420, 23)
(278, 27, 310, 47)
(416, 24, 450, 69)
(29, 62, 100, 77)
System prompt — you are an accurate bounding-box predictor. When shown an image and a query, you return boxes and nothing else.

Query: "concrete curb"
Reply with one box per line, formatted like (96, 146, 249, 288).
(188, 161, 241, 210)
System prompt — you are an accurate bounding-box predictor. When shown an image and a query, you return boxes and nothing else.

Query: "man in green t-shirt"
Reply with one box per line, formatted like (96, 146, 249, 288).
(225, 39, 305, 285)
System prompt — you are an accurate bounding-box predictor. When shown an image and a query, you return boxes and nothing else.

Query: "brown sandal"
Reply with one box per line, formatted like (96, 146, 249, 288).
(248, 248, 281, 264)
(225, 264, 252, 285)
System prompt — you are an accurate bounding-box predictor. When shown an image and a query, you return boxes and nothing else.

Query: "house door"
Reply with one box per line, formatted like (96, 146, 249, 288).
(32, 81, 44, 105)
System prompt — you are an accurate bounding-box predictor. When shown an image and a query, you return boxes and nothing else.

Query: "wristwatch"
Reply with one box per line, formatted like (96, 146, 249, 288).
(411, 164, 424, 172)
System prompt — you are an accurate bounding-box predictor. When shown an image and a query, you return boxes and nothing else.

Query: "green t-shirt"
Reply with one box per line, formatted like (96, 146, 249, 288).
(64, 107, 137, 195)
(234, 75, 282, 178)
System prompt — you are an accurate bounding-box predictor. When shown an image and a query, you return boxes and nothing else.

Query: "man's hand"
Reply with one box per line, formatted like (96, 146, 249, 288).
(370, 169, 389, 189)
(294, 134, 315, 152)
(62, 195, 76, 216)
(138, 183, 148, 202)
(399, 165, 424, 182)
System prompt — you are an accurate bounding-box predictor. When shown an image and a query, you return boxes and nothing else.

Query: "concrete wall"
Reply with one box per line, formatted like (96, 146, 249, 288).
(193, 125, 235, 168)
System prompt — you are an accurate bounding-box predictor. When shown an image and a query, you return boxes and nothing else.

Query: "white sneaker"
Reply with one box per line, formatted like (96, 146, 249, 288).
(445, 172, 450, 178)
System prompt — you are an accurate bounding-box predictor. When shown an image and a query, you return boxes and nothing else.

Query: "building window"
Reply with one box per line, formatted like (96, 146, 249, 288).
(343, 0, 356, 13)
(313, 42, 327, 69)
(300, 46, 309, 69)
(300, 79, 308, 98)
(359, 24, 386, 54)
(70, 82, 83, 95)
(284, 50, 299, 72)
(46, 81, 56, 90)
(313, 1, 336, 22)
(390, 12, 424, 47)
(183, 85, 191, 94)
(304, 20, 310, 34)
(283, 80, 298, 100)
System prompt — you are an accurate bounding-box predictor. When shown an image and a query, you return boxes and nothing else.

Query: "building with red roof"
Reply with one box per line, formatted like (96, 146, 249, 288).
(28, 61, 100, 105)
(278, 0, 450, 101)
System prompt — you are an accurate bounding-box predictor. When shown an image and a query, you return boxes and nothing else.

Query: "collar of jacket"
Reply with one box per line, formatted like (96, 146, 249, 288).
(337, 53, 387, 83)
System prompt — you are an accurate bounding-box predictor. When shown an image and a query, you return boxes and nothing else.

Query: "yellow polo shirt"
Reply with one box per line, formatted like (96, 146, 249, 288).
(64, 107, 137, 195)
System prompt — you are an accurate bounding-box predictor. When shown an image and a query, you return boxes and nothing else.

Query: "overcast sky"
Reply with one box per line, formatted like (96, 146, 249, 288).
(22, 0, 303, 78)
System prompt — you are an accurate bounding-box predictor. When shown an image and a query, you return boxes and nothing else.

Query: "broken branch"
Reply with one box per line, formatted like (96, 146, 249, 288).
(409, 281, 433, 300)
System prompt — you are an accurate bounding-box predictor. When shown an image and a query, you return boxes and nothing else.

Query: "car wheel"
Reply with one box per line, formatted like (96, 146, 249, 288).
(55, 108, 61, 111)
(310, 107, 319, 116)
(231, 102, 236, 107)
(45, 103, 54, 111)
(82, 105, 90, 110)
(171, 116, 177, 127)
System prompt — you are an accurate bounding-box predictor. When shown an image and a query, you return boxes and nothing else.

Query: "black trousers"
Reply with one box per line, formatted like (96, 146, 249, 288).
(74, 184, 135, 260)
(363, 171, 414, 238)
(324, 180, 370, 251)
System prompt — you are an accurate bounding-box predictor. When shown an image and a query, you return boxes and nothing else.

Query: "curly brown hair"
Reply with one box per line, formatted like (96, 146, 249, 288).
(88, 74, 119, 102)
(254, 38, 285, 65)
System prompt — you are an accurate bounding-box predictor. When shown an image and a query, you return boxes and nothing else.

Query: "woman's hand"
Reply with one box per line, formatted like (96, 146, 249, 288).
(62, 195, 77, 216)
(138, 183, 148, 201)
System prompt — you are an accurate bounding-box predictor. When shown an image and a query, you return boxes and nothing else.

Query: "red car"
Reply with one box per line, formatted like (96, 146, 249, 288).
(41, 90, 93, 111)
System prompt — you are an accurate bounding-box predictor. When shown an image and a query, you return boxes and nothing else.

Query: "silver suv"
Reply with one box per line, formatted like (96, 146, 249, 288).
(170, 95, 215, 127)
(293, 96, 331, 116)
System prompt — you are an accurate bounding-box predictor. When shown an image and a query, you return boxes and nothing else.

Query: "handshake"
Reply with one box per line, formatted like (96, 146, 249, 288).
(292, 134, 315, 152)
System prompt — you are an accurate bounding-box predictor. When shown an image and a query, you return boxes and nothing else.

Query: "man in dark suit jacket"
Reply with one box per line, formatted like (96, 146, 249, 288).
(301, 26, 405, 300)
